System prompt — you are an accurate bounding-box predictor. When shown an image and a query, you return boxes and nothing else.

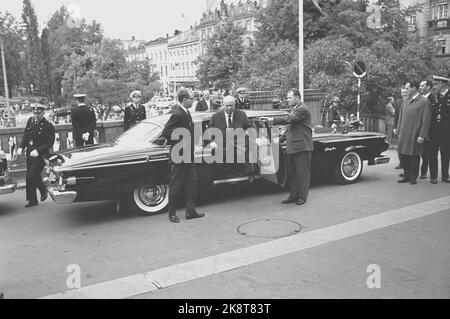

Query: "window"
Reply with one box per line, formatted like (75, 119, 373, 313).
(437, 39, 447, 54)
(432, 2, 448, 20)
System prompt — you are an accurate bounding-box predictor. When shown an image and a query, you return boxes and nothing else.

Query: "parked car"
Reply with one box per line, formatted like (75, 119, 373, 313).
(44, 110, 390, 216)
(0, 152, 17, 195)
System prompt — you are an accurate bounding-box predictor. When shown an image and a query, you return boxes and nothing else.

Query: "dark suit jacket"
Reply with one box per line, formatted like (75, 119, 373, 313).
(162, 104, 194, 162)
(20, 117, 55, 159)
(209, 109, 253, 157)
(235, 97, 251, 110)
(71, 104, 97, 139)
(195, 99, 209, 112)
(124, 103, 146, 130)
(273, 103, 313, 155)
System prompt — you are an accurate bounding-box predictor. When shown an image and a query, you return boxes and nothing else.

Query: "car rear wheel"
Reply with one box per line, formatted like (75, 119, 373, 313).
(127, 184, 169, 216)
(333, 151, 363, 184)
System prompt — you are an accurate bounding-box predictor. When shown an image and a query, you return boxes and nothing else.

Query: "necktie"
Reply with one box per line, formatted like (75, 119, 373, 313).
(186, 110, 193, 125)
(228, 114, 232, 128)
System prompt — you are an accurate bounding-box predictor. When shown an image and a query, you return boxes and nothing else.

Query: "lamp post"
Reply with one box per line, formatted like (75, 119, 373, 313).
(0, 35, 10, 111)
(299, 0, 304, 102)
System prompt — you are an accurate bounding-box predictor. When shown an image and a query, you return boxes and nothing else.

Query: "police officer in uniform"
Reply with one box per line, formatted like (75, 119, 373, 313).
(71, 93, 97, 147)
(429, 75, 450, 183)
(124, 90, 147, 131)
(17, 104, 55, 208)
(235, 88, 251, 110)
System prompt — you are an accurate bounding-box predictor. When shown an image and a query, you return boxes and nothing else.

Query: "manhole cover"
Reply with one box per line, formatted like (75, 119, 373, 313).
(237, 219, 302, 239)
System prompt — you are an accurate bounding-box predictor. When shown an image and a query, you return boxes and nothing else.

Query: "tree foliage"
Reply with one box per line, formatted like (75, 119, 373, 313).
(0, 11, 26, 98)
(196, 20, 246, 89)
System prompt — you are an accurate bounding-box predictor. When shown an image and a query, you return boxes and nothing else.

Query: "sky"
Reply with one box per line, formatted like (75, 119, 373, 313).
(1, 0, 210, 41)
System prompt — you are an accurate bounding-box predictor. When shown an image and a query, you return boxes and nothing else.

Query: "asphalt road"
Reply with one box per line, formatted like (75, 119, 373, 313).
(1, 150, 449, 299)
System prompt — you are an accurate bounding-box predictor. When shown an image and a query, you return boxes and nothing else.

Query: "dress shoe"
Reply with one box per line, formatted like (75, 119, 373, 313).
(431, 179, 438, 184)
(282, 198, 297, 204)
(409, 180, 417, 185)
(443, 179, 450, 183)
(41, 191, 48, 202)
(419, 174, 427, 179)
(398, 173, 405, 178)
(296, 198, 306, 206)
(249, 174, 256, 183)
(394, 165, 403, 169)
(169, 215, 180, 223)
(186, 210, 205, 220)
(397, 178, 409, 183)
(25, 202, 38, 208)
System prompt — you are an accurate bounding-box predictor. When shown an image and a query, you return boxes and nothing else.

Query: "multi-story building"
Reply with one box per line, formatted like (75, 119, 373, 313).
(145, 37, 171, 92)
(125, 48, 147, 63)
(401, 0, 450, 62)
(168, 28, 201, 91)
(197, 0, 263, 55)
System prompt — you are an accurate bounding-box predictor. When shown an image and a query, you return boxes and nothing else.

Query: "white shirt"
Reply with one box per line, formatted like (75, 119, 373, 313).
(410, 92, 420, 102)
(178, 104, 189, 115)
(423, 92, 431, 99)
(442, 89, 449, 97)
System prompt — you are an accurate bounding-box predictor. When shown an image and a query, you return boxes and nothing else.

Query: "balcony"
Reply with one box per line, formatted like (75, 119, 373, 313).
(428, 18, 450, 30)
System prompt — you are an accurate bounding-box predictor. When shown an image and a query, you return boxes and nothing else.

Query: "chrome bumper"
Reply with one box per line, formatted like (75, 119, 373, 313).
(374, 155, 390, 165)
(0, 178, 17, 195)
(48, 188, 77, 204)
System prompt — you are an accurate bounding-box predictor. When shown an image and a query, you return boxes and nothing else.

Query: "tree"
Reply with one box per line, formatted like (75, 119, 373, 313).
(0, 11, 26, 98)
(22, 0, 43, 94)
(40, 28, 52, 100)
(235, 40, 298, 98)
(196, 20, 246, 89)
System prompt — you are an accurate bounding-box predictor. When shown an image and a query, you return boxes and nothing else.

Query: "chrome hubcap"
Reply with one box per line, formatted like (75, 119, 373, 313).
(342, 155, 359, 178)
(138, 185, 166, 206)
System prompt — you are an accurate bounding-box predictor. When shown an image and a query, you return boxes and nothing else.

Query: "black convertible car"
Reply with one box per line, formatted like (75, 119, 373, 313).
(0, 152, 17, 196)
(44, 110, 390, 215)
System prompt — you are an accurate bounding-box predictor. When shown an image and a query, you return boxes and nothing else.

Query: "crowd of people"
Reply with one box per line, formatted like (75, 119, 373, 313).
(389, 75, 450, 185)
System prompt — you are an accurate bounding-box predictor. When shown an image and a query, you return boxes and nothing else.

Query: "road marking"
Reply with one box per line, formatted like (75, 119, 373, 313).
(40, 196, 450, 299)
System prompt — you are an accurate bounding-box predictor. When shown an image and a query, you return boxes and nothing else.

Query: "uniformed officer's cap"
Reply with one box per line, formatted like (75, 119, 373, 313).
(236, 87, 246, 94)
(433, 75, 450, 84)
(130, 90, 142, 99)
(31, 103, 48, 110)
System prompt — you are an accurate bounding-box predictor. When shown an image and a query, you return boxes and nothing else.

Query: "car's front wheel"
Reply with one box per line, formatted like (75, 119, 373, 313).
(333, 151, 363, 184)
(127, 184, 169, 216)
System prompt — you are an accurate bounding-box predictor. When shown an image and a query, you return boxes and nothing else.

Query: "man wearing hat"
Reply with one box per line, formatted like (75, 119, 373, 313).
(235, 88, 251, 110)
(326, 96, 342, 127)
(71, 94, 97, 147)
(428, 75, 450, 183)
(16, 104, 55, 207)
(124, 90, 146, 131)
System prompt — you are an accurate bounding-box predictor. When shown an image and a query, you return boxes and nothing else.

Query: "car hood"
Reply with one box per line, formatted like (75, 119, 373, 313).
(52, 143, 167, 172)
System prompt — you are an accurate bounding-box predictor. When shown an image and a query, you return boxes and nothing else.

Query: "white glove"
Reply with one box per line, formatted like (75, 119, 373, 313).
(17, 148, 23, 156)
(82, 132, 90, 141)
(210, 141, 218, 150)
(30, 150, 39, 158)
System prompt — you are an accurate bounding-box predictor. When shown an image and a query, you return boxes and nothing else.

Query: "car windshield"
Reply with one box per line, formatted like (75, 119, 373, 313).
(114, 122, 164, 147)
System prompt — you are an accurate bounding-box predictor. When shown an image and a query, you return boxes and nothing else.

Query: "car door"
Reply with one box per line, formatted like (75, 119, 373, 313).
(250, 117, 283, 185)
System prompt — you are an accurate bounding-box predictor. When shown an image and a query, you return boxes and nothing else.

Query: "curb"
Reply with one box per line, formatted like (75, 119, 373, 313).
(17, 183, 26, 190)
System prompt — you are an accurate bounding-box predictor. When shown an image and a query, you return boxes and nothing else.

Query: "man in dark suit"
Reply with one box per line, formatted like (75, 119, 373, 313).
(209, 95, 255, 181)
(273, 89, 313, 206)
(419, 80, 437, 180)
(162, 89, 204, 223)
(235, 88, 251, 110)
(195, 92, 210, 112)
(124, 90, 146, 131)
(71, 94, 97, 147)
(17, 104, 55, 208)
(429, 75, 450, 184)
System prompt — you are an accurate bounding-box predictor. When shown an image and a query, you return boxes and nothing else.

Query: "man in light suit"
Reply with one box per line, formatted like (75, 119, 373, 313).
(273, 89, 313, 205)
(209, 95, 255, 181)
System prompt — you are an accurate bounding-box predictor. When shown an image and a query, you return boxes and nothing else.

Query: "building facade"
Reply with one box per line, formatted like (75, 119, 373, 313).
(401, 0, 450, 62)
(168, 28, 201, 91)
(145, 37, 171, 92)
(198, 0, 262, 55)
